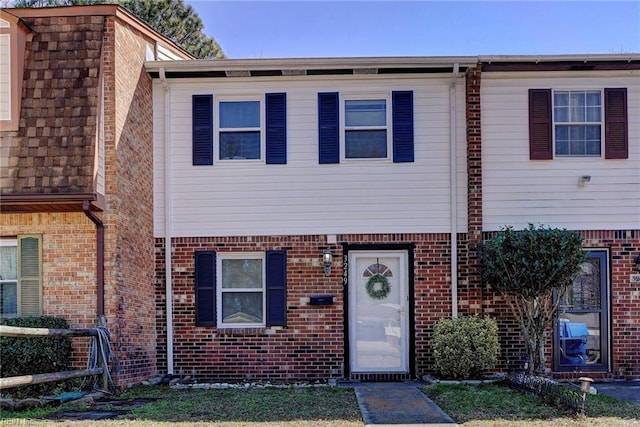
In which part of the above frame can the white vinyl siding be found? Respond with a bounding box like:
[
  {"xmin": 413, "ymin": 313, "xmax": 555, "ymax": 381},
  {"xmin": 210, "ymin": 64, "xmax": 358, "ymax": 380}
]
[
  {"xmin": 482, "ymin": 71, "xmax": 640, "ymax": 231},
  {"xmin": 153, "ymin": 74, "xmax": 468, "ymax": 237}
]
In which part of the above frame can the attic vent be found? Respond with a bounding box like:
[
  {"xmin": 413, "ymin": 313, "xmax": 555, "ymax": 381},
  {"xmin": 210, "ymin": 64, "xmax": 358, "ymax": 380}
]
[
  {"xmin": 307, "ymin": 69, "xmax": 354, "ymax": 75},
  {"xmin": 250, "ymin": 70, "xmax": 283, "ymax": 77},
  {"xmin": 570, "ymin": 64, "xmax": 596, "ymax": 71}
]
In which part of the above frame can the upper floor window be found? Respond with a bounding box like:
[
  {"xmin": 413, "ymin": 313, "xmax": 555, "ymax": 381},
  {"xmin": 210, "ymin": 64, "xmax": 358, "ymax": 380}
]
[
  {"xmin": 529, "ymin": 88, "xmax": 628, "ymax": 160},
  {"xmin": 553, "ymin": 91, "xmax": 601, "ymax": 157},
  {"xmin": 344, "ymin": 99, "xmax": 388, "ymax": 159},
  {"xmin": 219, "ymin": 100, "xmax": 261, "ymax": 160},
  {"xmin": 0, "ymin": 13, "xmax": 29, "ymax": 132},
  {"xmin": 318, "ymin": 91, "xmax": 414, "ymax": 164},
  {"xmin": 192, "ymin": 93, "xmax": 287, "ymax": 166}
]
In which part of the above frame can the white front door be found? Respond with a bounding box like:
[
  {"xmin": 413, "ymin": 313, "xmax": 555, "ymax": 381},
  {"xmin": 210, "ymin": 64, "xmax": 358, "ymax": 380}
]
[{"xmin": 348, "ymin": 250, "xmax": 409, "ymax": 373}]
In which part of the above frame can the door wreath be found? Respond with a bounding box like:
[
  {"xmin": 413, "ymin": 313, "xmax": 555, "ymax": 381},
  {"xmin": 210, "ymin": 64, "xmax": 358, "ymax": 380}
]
[{"xmin": 366, "ymin": 273, "xmax": 391, "ymax": 300}]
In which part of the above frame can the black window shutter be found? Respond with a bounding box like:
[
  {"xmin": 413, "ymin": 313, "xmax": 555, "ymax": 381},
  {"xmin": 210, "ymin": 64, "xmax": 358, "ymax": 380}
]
[
  {"xmin": 604, "ymin": 88, "xmax": 628, "ymax": 159},
  {"xmin": 528, "ymin": 89, "xmax": 553, "ymax": 160},
  {"xmin": 194, "ymin": 251, "xmax": 216, "ymax": 326},
  {"xmin": 266, "ymin": 93, "xmax": 287, "ymax": 164},
  {"xmin": 192, "ymin": 95, "xmax": 213, "ymax": 165},
  {"xmin": 265, "ymin": 250, "xmax": 287, "ymax": 327},
  {"xmin": 318, "ymin": 92, "xmax": 339, "ymax": 164},
  {"xmin": 392, "ymin": 91, "xmax": 414, "ymax": 163}
]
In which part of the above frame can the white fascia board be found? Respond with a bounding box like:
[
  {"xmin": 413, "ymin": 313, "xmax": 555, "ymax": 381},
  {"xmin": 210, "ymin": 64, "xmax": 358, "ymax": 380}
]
[{"xmin": 144, "ymin": 56, "xmax": 479, "ymax": 74}]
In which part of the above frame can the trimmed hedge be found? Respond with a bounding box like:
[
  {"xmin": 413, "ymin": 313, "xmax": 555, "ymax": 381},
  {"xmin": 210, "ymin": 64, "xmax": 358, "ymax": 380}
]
[
  {"xmin": 432, "ymin": 316, "xmax": 500, "ymax": 379},
  {"xmin": 507, "ymin": 372, "xmax": 582, "ymax": 414},
  {"xmin": 0, "ymin": 316, "xmax": 73, "ymax": 398}
]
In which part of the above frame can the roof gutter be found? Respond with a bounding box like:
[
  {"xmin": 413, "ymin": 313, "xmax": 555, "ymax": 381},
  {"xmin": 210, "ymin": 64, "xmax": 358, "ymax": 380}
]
[
  {"xmin": 160, "ymin": 68, "xmax": 174, "ymax": 375},
  {"xmin": 450, "ymin": 63, "xmax": 460, "ymax": 318},
  {"xmin": 83, "ymin": 200, "xmax": 105, "ymax": 321}
]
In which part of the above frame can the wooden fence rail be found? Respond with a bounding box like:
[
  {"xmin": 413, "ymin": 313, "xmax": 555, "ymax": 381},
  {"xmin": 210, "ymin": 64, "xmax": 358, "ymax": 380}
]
[{"xmin": 0, "ymin": 325, "xmax": 110, "ymax": 391}]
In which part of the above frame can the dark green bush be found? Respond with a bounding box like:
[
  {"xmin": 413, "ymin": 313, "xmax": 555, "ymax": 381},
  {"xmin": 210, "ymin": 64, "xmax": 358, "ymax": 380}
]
[
  {"xmin": 0, "ymin": 316, "xmax": 73, "ymax": 398},
  {"xmin": 432, "ymin": 316, "xmax": 500, "ymax": 380}
]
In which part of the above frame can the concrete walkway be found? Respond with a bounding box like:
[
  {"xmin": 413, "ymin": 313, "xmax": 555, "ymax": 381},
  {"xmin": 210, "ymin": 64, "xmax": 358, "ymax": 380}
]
[
  {"xmin": 594, "ymin": 381, "xmax": 640, "ymax": 404},
  {"xmin": 353, "ymin": 382, "xmax": 457, "ymax": 426}
]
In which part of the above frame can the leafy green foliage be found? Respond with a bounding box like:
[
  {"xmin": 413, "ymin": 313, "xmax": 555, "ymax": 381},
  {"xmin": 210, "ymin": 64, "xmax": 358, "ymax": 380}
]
[
  {"xmin": 0, "ymin": 316, "xmax": 72, "ymax": 398},
  {"xmin": 477, "ymin": 224, "xmax": 585, "ymax": 375},
  {"xmin": 432, "ymin": 316, "xmax": 500, "ymax": 379},
  {"xmin": 11, "ymin": 0, "xmax": 225, "ymax": 59}
]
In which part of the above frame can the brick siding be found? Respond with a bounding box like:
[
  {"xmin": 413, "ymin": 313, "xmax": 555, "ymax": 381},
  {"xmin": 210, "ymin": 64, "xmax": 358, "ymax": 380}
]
[{"xmin": 155, "ymin": 234, "xmax": 454, "ymax": 382}]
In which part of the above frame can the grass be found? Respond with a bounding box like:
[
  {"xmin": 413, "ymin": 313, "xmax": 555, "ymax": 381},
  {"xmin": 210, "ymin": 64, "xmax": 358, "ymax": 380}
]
[
  {"xmin": 2, "ymin": 382, "xmax": 638, "ymax": 426},
  {"xmin": 423, "ymin": 382, "xmax": 640, "ymax": 426},
  {"xmin": 0, "ymin": 385, "xmax": 364, "ymax": 426}
]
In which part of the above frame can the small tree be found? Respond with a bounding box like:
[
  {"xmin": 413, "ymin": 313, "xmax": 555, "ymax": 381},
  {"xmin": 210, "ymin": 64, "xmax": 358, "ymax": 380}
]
[{"xmin": 477, "ymin": 224, "xmax": 585, "ymax": 375}]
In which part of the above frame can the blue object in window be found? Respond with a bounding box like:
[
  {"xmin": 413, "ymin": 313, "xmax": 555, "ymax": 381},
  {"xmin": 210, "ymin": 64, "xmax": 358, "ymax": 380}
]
[{"xmin": 564, "ymin": 322, "xmax": 589, "ymax": 337}]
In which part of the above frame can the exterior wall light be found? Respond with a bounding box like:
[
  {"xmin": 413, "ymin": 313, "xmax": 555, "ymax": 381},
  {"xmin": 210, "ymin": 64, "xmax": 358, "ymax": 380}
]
[
  {"xmin": 635, "ymin": 254, "xmax": 640, "ymax": 273},
  {"xmin": 323, "ymin": 248, "xmax": 333, "ymax": 276}
]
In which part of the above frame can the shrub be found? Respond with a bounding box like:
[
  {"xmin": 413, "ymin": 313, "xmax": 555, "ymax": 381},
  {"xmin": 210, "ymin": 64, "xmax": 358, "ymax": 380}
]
[
  {"xmin": 0, "ymin": 316, "xmax": 73, "ymax": 398},
  {"xmin": 432, "ymin": 316, "xmax": 499, "ymax": 379}
]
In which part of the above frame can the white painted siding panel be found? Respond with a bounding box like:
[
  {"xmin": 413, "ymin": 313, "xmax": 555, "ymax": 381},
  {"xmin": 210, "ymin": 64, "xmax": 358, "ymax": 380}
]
[
  {"xmin": 154, "ymin": 75, "xmax": 468, "ymax": 237},
  {"xmin": 482, "ymin": 71, "xmax": 640, "ymax": 231}
]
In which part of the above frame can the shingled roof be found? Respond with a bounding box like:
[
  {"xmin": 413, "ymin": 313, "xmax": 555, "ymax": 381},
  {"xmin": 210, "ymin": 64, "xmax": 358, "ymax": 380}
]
[{"xmin": 1, "ymin": 13, "xmax": 102, "ymax": 196}]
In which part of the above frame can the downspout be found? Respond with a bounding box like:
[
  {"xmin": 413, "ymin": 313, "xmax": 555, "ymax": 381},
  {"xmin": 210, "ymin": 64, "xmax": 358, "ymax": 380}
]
[
  {"xmin": 450, "ymin": 63, "xmax": 460, "ymax": 318},
  {"xmin": 83, "ymin": 200, "xmax": 105, "ymax": 322},
  {"xmin": 160, "ymin": 68, "xmax": 174, "ymax": 375}
]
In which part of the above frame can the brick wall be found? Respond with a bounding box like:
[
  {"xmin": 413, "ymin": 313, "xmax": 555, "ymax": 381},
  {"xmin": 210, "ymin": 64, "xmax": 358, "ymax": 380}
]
[
  {"xmin": 1, "ymin": 212, "xmax": 97, "ymax": 366},
  {"xmin": 155, "ymin": 233, "xmax": 454, "ymax": 382},
  {"xmin": 99, "ymin": 16, "xmax": 156, "ymax": 388},
  {"xmin": 459, "ymin": 66, "xmax": 483, "ymax": 316}
]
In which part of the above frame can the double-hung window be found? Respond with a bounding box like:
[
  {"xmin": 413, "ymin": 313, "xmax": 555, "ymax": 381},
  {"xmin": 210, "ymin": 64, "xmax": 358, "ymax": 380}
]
[
  {"xmin": 553, "ymin": 90, "xmax": 602, "ymax": 156},
  {"xmin": 318, "ymin": 91, "xmax": 414, "ymax": 164},
  {"xmin": 344, "ymin": 99, "xmax": 388, "ymax": 159},
  {"xmin": 218, "ymin": 100, "xmax": 261, "ymax": 160},
  {"xmin": 194, "ymin": 250, "xmax": 287, "ymax": 328},
  {"xmin": 0, "ymin": 235, "xmax": 42, "ymax": 318},
  {"xmin": 529, "ymin": 88, "xmax": 627, "ymax": 160},
  {"xmin": 192, "ymin": 93, "xmax": 287, "ymax": 165},
  {"xmin": 218, "ymin": 253, "xmax": 265, "ymax": 327}
]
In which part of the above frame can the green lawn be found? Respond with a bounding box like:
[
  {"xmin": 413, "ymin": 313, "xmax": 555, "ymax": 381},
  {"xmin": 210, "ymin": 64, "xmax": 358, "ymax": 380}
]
[
  {"xmin": 1, "ymin": 386, "xmax": 364, "ymax": 426},
  {"xmin": 2, "ymin": 382, "xmax": 638, "ymax": 426},
  {"xmin": 423, "ymin": 382, "xmax": 640, "ymax": 426}
]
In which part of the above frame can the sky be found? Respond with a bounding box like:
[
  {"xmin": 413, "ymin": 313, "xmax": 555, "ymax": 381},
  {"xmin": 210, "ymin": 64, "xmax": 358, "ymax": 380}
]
[{"xmin": 186, "ymin": 0, "xmax": 640, "ymax": 59}]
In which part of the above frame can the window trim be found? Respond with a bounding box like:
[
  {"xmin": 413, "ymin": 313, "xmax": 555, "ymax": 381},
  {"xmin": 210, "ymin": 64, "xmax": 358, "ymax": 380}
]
[
  {"xmin": 340, "ymin": 93, "xmax": 391, "ymax": 162},
  {"xmin": 552, "ymin": 89, "xmax": 603, "ymax": 158},
  {"xmin": 216, "ymin": 252, "xmax": 266, "ymax": 328},
  {"xmin": 216, "ymin": 96, "xmax": 265, "ymax": 163}
]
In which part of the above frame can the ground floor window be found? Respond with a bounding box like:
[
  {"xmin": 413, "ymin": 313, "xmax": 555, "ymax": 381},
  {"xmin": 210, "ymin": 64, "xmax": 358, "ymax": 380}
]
[
  {"xmin": 0, "ymin": 235, "xmax": 42, "ymax": 318},
  {"xmin": 554, "ymin": 250, "xmax": 609, "ymax": 372}
]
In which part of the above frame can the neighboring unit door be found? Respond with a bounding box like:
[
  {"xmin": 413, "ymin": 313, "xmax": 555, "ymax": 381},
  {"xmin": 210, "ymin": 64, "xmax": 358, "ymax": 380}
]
[
  {"xmin": 554, "ymin": 250, "xmax": 610, "ymax": 372},
  {"xmin": 348, "ymin": 250, "xmax": 409, "ymax": 373}
]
